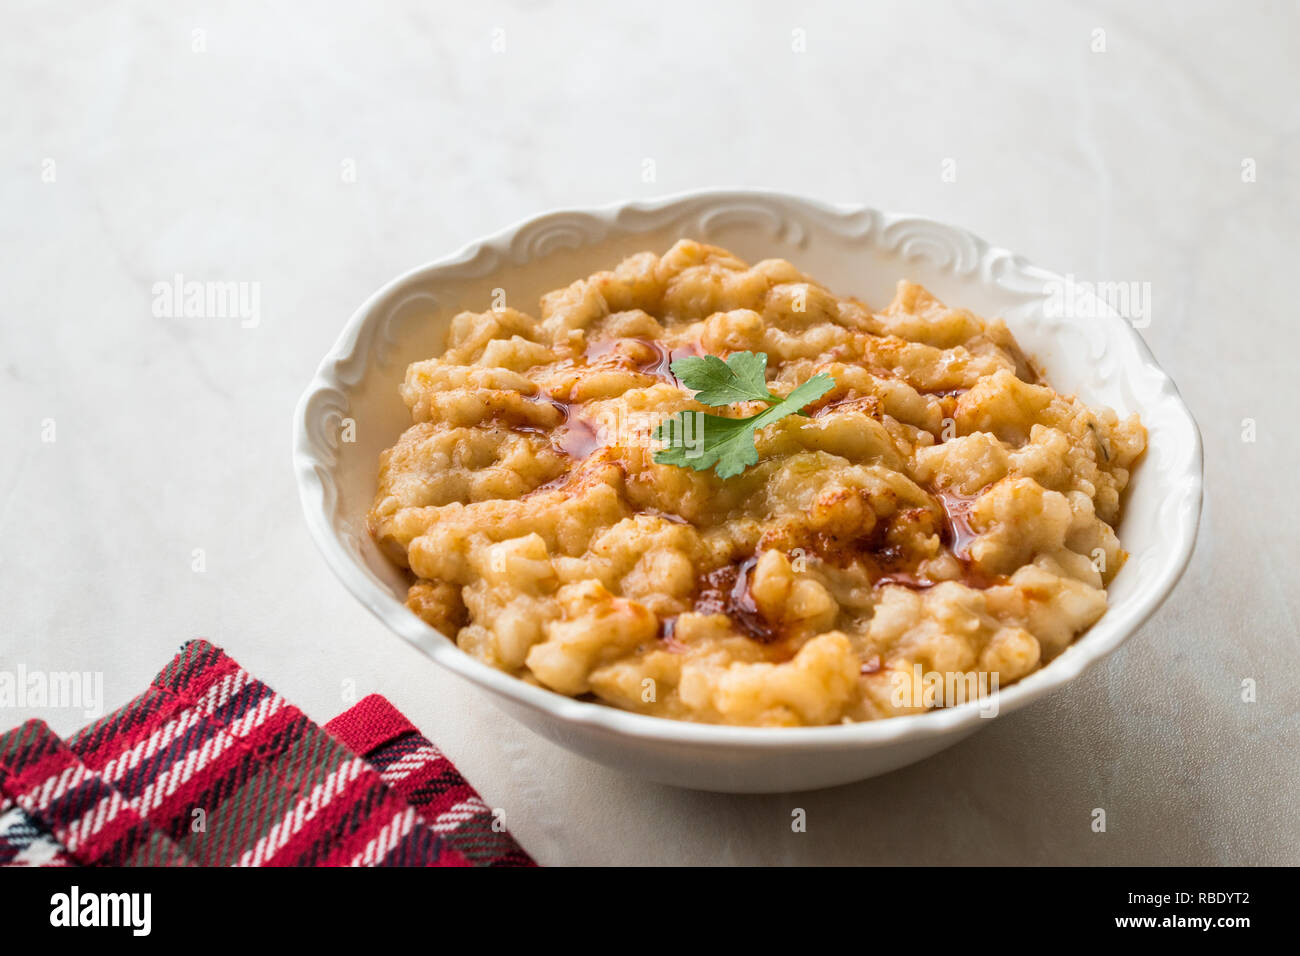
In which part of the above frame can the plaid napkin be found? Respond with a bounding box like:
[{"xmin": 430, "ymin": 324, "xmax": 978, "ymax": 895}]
[
  {"xmin": 0, "ymin": 640, "xmax": 534, "ymax": 867},
  {"xmin": 326, "ymin": 694, "xmax": 534, "ymax": 866},
  {"xmin": 0, "ymin": 796, "xmax": 74, "ymax": 867},
  {"xmin": 0, "ymin": 720, "xmax": 193, "ymax": 866}
]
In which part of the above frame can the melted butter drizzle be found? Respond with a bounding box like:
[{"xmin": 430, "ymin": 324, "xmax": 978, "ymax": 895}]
[
  {"xmin": 538, "ymin": 337, "xmax": 704, "ymax": 461},
  {"xmin": 874, "ymin": 485, "xmax": 1004, "ymax": 591},
  {"xmin": 691, "ymin": 557, "xmax": 778, "ymax": 644},
  {"xmin": 582, "ymin": 337, "xmax": 703, "ymax": 387}
]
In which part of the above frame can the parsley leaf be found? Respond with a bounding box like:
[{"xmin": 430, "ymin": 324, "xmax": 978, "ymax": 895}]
[
  {"xmin": 666, "ymin": 352, "xmax": 778, "ymax": 405},
  {"xmin": 653, "ymin": 411, "xmax": 760, "ymax": 478},
  {"xmin": 653, "ymin": 351, "xmax": 836, "ymax": 479}
]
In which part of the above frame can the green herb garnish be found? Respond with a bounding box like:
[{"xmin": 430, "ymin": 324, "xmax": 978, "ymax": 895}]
[{"xmin": 653, "ymin": 351, "xmax": 835, "ymax": 479}]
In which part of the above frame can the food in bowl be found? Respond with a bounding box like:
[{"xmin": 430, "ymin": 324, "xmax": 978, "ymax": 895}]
[{"xmin": 367, "ymin": 240, "xmax": 1145, "ymax": 726}]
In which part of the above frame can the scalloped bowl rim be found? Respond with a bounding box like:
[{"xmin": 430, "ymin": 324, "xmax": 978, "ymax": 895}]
[{"xmin": 293, "ymin": 188, "xmax": 1203, "ymax": 751}]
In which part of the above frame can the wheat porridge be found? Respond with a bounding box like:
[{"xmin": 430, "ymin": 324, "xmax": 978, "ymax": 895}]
[{"xmin": 368, "ymin": 241, "xmax": 1145, "ymax": 726}]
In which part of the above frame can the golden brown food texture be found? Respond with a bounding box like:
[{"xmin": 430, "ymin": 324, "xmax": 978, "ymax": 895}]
[{"xmin": 368, "ymin": 241, "xmax": 1146, "ymax": 726}]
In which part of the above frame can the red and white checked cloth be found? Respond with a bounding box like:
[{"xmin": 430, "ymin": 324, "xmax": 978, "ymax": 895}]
[
  {"xmin": 0, "ymin": 640, "xmax": 534, "ymax": 867},
  {"xmin": 326, "ymin": 694, "xmax": 535, "ymax": 866}
]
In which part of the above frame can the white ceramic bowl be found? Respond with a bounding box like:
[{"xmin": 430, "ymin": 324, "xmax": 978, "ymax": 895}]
[{"xmin": 293, "ymin": 190, "xmax": 1202, "ymax": 793}]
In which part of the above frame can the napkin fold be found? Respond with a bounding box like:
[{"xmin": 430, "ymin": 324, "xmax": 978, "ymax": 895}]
[{"xmin": 326, "ymin": 694, "xmax": 535, "ymax": 866}]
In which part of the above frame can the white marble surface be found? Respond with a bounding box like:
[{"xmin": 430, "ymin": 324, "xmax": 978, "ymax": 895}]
[{"xmin": 1, "ymin": 0, "xmax": 1296, "ymax": 865}]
